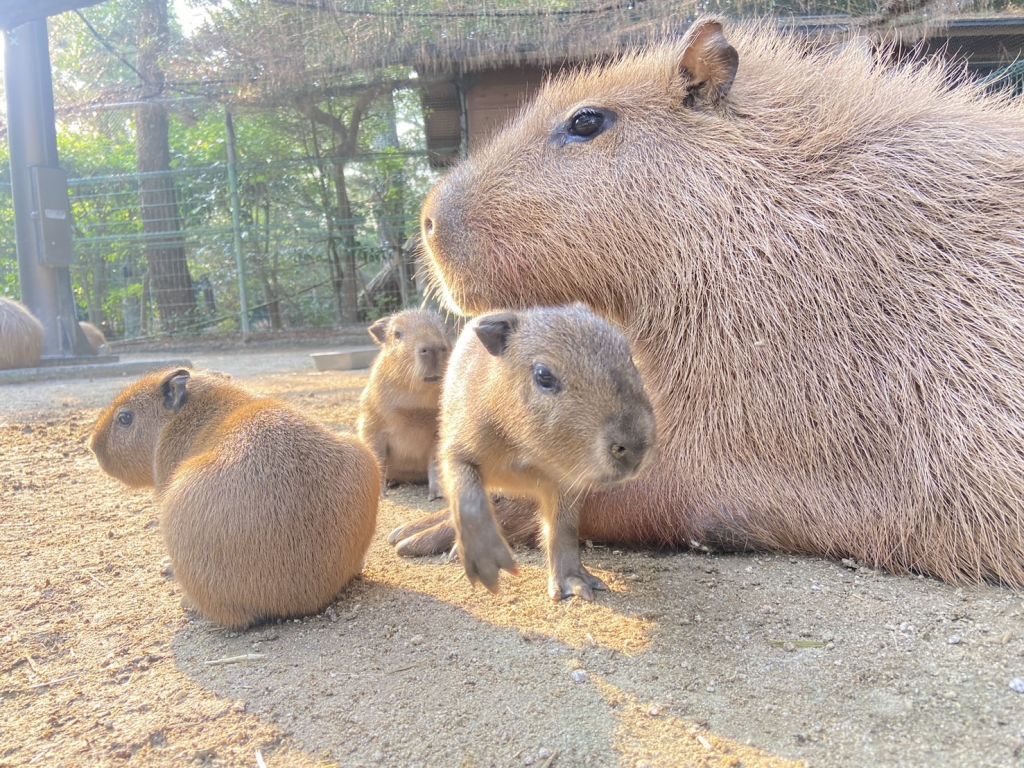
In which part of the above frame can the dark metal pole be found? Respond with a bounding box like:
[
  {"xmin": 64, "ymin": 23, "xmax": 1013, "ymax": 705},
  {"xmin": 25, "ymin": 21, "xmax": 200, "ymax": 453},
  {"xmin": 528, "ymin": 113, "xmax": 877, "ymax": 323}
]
[{"xmin": 4, "ymin": 19, "xmax": 91, "ymax": 358}]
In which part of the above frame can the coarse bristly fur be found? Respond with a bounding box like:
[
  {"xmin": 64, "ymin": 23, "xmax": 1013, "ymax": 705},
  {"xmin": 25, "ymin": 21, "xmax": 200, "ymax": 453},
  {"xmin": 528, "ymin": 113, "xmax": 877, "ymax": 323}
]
[
  {"xmin": 0, "ymin": 297, "xmax": 44, "ymax": 370},
  {"xmin": 91, "ymin": 368, "xmax": 380, "ymax": 628},
  {"xmin": 357, "ymin": 309, "xmax": 452, "ymax": 496},
  {"xmin": 413, "ymin": 18, "xmax": 1024, "ymax": 586}
]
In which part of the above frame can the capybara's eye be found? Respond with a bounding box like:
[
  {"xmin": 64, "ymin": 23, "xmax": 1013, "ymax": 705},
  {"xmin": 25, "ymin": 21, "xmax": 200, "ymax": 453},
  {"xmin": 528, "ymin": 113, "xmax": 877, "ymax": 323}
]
[
  {"xmin": 568, "ymin": 109, "xmax": 605, "ymax": 139},
  {"xmin": 116, "ymin": 411, "xmax": 134, "ymax": 428},
  {"xmin": 532, "ymin": 363, "xmax": 562, "ymax": 394},
  {"xmin": 394, "ymin": 331, "xmax": 403, "ymax": 341}
]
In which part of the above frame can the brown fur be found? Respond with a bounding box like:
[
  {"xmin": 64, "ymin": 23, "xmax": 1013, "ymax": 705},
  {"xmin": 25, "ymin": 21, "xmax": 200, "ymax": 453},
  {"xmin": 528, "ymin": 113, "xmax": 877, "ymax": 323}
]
[
  {"xmin": 425, "ymin": 305, "xmax": 656, "ymax": 600},
  {"xmin": 357, "ymin": 310, "xmax": 451, "ymax": 498},
  {"xmin": 410, "ymin": 19, "xmax": 1024, "ymax": 586},
  {"xmin": 91, "ymin": 368, "xmax": 380, "ymax": 628},
  {"xmin": 79, "ymin": 321, "xmax": 108, "ymax": 355},
  {"xmin": 0, "ymin": 297, "xmax": 44, "ymax": 370}
]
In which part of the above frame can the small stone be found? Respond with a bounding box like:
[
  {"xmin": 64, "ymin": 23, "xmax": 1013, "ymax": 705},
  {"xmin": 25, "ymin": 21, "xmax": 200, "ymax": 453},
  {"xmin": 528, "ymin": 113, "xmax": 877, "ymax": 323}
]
[
  {"xmin": 947, "ymin": 635, "xmax": 962, "ymax": 645},
  {"xmin": 705, "ymin": 684, "xmax": 716, "ymax": 693},
  {"xmin": 840, "ymin": 558, "xmax": 857, "ymax": 569},
  {"xmin": 523, "ymin": 757, "xmax": 534, "ymax": 766},
  {"xmin": 783, "ymin": 642, "xmax": 796, "ymax": 653},
  {"xmin": 538, "ymin": 747, "xmax": 552, "ymax": 759},
  {"xmin": 159, "ymin": 558, "xmax": 174, "ymax": 579},
  {"xmin": 410, "ymin": 634, "xmax": 424, "ymax": 646},
  {"xmin": 1009, "ymin": 678, "xmax": 1024, "ymax": 694},
  {"xmin": 648, "ymin": 705, "xmax": 662, "ymax": 716},
  {"xmin": 821, "ymin": 631, "xmax": 835, "ymax": 642},
  {"xmin": 372, "ymin": 750, "xmax": 385, "ymax": 762},
  {"xmin": 570, "ymin": 669, "xmax": 589, "ymax": 684}
]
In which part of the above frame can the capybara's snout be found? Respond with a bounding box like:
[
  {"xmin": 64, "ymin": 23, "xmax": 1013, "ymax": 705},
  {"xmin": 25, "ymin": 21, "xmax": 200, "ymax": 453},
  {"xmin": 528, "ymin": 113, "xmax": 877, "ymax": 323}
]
[{"xmin": 603, "ymin": 402, "xmax": 657, "ymax": 482}]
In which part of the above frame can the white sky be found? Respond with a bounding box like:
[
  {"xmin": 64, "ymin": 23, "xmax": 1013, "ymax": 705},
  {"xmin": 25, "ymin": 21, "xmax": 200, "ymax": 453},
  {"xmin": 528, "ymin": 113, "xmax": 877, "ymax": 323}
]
[{"xmin": 172, "ymin": 0, "xmax": 212, "ymax": 37}]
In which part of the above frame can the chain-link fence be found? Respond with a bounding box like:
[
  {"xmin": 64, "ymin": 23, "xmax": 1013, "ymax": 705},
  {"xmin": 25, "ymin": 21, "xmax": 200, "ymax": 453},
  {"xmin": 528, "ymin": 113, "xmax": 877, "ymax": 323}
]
[{"xmin": 0, "ymin": 94, "xmax": 440, "ymax": 344}]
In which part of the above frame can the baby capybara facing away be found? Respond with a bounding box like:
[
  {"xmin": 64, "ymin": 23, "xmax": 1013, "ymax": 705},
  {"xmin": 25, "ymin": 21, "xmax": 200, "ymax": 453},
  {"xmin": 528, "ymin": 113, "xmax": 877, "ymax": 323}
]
[
  {"xmin": 0, "ymin": 297, "xmax": 44, "ymax": 369},
  {"xmin": 358, "ymin": 310, "xmax": 451, "ymax": 499},
  {"xmin": 441, "ymin": 305, "xmax": 655, "ymax": 601},
  {"xmin": 79, "ymin": 321, "xmax": 108, "ymax": 355},
  {"xmin": 402, "ymin": 19, "xmax": 1024, "ymax": 586},
  {"xmin": 91, "ymin": 368, "xmax": 380, "ymax": 628}
]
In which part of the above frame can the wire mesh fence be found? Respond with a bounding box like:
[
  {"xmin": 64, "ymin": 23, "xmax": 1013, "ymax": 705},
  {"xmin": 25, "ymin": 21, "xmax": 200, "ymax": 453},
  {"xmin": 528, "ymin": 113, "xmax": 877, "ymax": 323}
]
[{"xmin": 0, "ymin": 94, "xmax": 440, "ymax": 344}]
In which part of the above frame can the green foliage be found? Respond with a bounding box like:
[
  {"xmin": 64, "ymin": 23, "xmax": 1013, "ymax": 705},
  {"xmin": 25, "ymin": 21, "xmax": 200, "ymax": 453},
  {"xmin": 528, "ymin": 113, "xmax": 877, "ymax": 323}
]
[{"xmin": 1, "ymin": 2, "xmax": 440, "ymax": 334}]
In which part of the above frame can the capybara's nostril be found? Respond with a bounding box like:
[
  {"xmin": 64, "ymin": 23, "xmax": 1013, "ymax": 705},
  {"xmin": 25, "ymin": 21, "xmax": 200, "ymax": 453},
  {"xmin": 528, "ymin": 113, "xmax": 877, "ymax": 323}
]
[{"xmin": 610, "ymin": 440, "xmax": 646, "ymax": 474}]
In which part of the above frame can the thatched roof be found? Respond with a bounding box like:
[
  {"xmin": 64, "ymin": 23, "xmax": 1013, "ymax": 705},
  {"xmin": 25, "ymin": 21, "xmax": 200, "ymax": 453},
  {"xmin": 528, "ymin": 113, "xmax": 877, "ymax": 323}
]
[{"xmin": 190, "ymin": 0, "xmax": 1023, "ymax": 103}]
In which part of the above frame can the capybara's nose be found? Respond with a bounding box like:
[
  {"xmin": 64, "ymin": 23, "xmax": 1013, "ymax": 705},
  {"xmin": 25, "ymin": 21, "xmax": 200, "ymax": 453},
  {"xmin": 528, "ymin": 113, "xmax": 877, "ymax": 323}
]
[{"xmin": 610, "ymin": 440, "xmax": 647, "ymax": 475}]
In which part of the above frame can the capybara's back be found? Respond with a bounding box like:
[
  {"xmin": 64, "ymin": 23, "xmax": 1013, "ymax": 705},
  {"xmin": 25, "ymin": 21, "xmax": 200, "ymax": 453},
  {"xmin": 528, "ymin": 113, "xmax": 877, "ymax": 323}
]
[
  {"xmin": 91, "ymin": 368, "xmax": 380, "ymax": 628},
  {"xmin": 79, "ymin": 321, "xmax": 108, "ymax": 354},
  {"xmin": 418, "ymin": 20, "xmax": 1024, "ymax": 585},
  {"xmin": 0, "ymin": 297, "xmax": 44, "ymax": 370},
  {"xmin": 161, "ymin": 400, "xmax": 379, "ymax": 627}
]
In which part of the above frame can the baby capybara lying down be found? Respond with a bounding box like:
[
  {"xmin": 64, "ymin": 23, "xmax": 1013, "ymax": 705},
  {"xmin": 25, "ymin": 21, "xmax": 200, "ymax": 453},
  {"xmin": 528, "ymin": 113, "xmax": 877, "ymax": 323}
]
[
  {"xmin": 92, "ymin": 368, "xmax": 380, "ymax": 628},
  {"xmin": 392, "ymin": 18, "xmax": 1024, "ymax": 587}
]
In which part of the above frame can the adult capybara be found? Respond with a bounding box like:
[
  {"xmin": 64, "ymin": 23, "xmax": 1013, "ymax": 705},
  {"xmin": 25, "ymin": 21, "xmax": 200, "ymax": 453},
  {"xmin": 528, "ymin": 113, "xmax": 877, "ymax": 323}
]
[
  {"xmin": 400, "ymin": 18, "xmax": 1024, "ymax": 586},
  {"xmin": 91, "ymin": 367, "xmax": 380, "ymax": 628},
  {"xmin": 0, "ymin": 297, "xmax": 44, "ymax": 370},
  {"xmin": 358, "ymin": 310, "xmax": 451, "ymax": 499},
  {"xmin": 438, "ymin": 305, "xmax": 655, "ymax": 600},
  {"xmin": 79, "ymin": 321, "xmax": 108, "ymax": 355}
]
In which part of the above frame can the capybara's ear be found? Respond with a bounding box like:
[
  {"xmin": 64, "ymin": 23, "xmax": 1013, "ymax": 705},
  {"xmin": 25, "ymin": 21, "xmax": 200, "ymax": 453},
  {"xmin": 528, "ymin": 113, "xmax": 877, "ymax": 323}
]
[
  {"xmin": 162, "ymin": 369, "xmax": 191, "ymax": 412},
  {"xmin": 474, "ymin": 313, "xmax": 518, "ymax": 357},
  {"xmin": 368, "ymin": 317, "xmax": 391, "ymax": 345},
  {"xmin": 678, "ymin": 19, "xmax": 738, "ymax": 105}
]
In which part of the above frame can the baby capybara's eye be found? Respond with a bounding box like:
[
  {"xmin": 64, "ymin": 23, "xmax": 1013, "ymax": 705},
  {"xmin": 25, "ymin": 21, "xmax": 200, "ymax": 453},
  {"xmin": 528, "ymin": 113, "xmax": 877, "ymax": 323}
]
[
  {"xmin": 532, "ymin": 363, "xmax": 562, "ymax": 394},
  {"xmin": 116, "ymin": 411, "xmax": 133, "ymax": 427},
  {"xmin": 568, "ymin": 109, "xmax": 605, "ymax": 139}
]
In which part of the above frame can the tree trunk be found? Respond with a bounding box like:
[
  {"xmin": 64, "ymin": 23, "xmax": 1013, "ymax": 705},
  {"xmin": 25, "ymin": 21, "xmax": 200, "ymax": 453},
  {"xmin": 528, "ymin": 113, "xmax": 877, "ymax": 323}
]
[
  {"xmin": 332, "ymin": 161, "xmax": 360, "ymax": 324},
  {"xmin": 135, "ymin": 0, "xmax": 194, "ymax": 330},
  {"xmin": 375, "ymin": 89, "xmax": 412, "ymax": 306}
]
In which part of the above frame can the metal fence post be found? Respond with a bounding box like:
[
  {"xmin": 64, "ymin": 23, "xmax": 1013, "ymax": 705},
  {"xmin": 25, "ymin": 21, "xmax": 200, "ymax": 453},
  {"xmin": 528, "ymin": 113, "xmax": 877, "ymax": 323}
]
[
  {"xmin": 224, "ymin": 107, "xmax": 250, "ymax": 338},
  {"xmin": 4, "ymin": 18, "xmax": 92, "ymax": 358}
]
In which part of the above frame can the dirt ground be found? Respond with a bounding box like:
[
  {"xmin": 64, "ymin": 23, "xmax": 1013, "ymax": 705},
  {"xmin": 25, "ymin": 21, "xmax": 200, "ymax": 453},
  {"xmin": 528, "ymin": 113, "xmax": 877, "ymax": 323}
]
[{"xmin": 3, "ymin": 347, "xmax": 1024, "ymax": 767}]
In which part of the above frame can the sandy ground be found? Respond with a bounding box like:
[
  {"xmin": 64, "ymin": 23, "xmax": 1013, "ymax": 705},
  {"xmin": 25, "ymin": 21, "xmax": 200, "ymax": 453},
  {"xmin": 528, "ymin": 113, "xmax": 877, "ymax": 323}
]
[{"xmin": 3, "ymin": 348, "xmax": 1024, "ymax": 767}]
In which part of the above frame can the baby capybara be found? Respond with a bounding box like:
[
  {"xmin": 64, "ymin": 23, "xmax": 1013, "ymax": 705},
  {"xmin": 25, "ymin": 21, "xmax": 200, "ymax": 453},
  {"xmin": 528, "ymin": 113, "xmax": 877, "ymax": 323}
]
[
  {"xmin": 0, "ymin": 297, "xmax": 44, "ymax": 369},
  {"xmin": 79, "ymin": 321, "xmax": 108, "ymax": 355},
  {"xmin": 397, "ymin": 18, "xmax": 1024, "ymax": 587},
  {"xmin": 438, "ymin": 305, "xmax": 655, "ymax": 600},
  {"xmin": 358, "ymin": 310, "xmax": 451, "ymax": 499},
  {"xmin": 91, "ymin": 368, "xmax": 380, "ymax": 628}
]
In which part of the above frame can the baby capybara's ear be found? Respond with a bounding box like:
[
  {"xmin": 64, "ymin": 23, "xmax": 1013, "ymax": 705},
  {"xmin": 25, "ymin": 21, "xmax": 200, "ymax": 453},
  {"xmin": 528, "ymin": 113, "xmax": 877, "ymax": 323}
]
[
  {"xmin": 678, "ymin": 19, "xmax": 739, "ymax": 105},
  {"xmin": 368, "ymin": 316, "xmax": 391, "ymax": 345},
  {"xmin": 161, "ymin": 369, "xmax": 191, "ymax": 412},
  {"xmin": 473, "ymin": 313, "xmax": 519, "ymax": 357}
]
